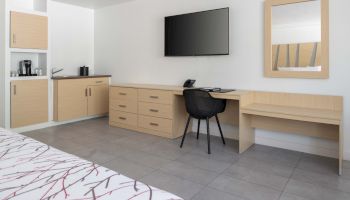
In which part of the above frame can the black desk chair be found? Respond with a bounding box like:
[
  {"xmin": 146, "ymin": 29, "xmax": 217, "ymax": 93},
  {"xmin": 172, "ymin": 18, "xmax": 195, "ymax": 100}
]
[{"xmin": 180, "ymin": 89, "xmax": 226, "ymax": 154}]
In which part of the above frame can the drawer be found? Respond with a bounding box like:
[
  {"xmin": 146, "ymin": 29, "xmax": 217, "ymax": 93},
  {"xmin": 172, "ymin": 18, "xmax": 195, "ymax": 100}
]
[
  {"xmin": 110, "ymin": 110, "xmax": 137, "ymax": 127},
  {"xmin": 138, "ymin": 115, "xmax": 173, "ymax": 133},
  {"xmin": 138, "ymin": 102, "xmax": 172, "ymax": 119},
  {"xmin": 138, "ymin": 89, "xmax": 173, "ymax": 105},
  {"xmin": 110, "ymin": 99, "xmax": 137, "ymax": 113},
  {"xmin": 110, "ymin": 87, "xmax": 137, "ymax": 100},
  {"xmin": 86, "ymin": 78, "xmax": 109, "ymax": 86}
]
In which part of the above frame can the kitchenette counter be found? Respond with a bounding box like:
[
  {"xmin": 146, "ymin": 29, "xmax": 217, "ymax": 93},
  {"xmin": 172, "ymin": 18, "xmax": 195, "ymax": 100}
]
[{"xmin": 51, "ymin": 75, "xmax": 111, "ymax": 80}]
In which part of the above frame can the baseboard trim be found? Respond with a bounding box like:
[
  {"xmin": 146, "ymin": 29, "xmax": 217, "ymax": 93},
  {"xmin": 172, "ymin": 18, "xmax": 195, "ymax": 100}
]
[{"xmin": 11, "ymin": 115, "xmax": 106, "ymax": 133}]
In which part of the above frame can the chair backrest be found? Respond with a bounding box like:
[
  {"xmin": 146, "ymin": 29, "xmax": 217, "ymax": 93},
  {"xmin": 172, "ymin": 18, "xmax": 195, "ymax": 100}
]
[{"xmin": 183, "ymin": 89, "xmax": 227, "ymax": 119}]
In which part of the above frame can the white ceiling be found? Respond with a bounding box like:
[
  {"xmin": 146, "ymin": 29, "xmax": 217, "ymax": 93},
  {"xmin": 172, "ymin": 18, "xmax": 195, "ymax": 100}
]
[{"xmin": 52, "ymin": 0, "xmax": 135, "ymax": 9}]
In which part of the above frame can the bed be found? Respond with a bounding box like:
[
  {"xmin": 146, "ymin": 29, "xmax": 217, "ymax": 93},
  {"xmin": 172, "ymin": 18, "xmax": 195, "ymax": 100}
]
[{"xmin": 0, "ymin": 128, "xmax": 182, "ymax": 200}]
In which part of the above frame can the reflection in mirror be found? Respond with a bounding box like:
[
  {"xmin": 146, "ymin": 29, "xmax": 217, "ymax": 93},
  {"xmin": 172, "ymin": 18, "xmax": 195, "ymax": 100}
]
[{"xmin": 272, "ymin": 0, "xmax": 321, "ymax": 72}]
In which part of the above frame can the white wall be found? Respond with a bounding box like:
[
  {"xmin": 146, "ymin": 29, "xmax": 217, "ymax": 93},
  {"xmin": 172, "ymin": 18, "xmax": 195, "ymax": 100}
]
[
  {"xmin": 95, "ymin": 0, "xmax": 350, "ymax": 160},
  {"xmin": 50, "ymin": 1, "xmax": 94, "ymax": 76},
  {"xmin": 0, "ymin": 0, "xmax": 5, "ymax": 127},
  {"xmin": 272, "ymin": 24, "xmax": 321, "ymax": 44}
]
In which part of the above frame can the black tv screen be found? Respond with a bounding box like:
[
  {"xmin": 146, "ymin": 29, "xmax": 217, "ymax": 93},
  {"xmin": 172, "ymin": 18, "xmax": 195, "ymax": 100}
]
[{"xmin": 165, "ymin": 8, "xmax": 229, "ymax": 56}]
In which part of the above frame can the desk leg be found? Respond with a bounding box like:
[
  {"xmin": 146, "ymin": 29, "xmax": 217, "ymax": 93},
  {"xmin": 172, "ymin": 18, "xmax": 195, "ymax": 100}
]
[
  {"xmin": 239, "ymin": 113, "xmax": 255, "ymax": 153},
  {"xmin": 339, "ymin": 121, "xmax": 343, "ymax": 175}
]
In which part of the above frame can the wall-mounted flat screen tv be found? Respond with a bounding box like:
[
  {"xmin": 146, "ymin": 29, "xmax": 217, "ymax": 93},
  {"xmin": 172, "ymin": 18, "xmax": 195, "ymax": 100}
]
[{"xmin": 165, "ymin": 8, "xmax": 229, "ymax": 56}]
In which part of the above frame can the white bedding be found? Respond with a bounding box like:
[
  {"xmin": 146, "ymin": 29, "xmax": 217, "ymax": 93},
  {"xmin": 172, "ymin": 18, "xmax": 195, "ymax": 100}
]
[{"xmin": 0, "ymin": 128, "xmax": 182, "ymax": 200}]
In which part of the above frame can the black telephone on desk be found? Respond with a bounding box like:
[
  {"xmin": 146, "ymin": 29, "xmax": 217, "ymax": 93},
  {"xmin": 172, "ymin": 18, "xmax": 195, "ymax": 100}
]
[{"xmin": 183, "ymin": 79, "xmax": 196, "ymax": 88}]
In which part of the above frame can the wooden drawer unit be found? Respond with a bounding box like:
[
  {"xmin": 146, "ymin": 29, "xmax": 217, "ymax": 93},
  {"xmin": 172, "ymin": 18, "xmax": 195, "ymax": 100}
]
[
  {"xmin": 138, "ymin": 102, "xmax": 172, "ymax": 119},
  {"xmin": 110, "ymin": 99, "xmax": 137, "ymax": 114},
  {"xmin": 138, "ymin": 115, "xmax": 173, "ymax": 134},
  {"xmin": 110, "ymin": 87, "xmax": 137, "ymax": 100},
  {"xmin": 138, "ymin": 89, "xmax": 173, "ymax": 105},
  {"xmin": 110, "ymin": 110, "xmax": 137, "ymax": 127},
  {"xmin": 109, "ymin": 85, "xmax": 187, "ymax": 139}
]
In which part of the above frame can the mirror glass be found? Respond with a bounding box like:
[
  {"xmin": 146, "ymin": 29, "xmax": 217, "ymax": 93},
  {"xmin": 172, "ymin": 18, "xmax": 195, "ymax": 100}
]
[{"xmin": 272, "ymin": 0, "xmax": 321, "ymax": 72}]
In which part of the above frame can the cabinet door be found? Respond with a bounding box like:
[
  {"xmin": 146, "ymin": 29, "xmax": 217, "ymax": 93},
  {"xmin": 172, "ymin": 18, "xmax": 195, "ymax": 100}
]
[
  {"xmin": 56, "ymin": 80, "xmax": 88, "ymax": 121},
  {"xmin": 88, "ymin": 84, "xmax": 109, "ymax": 116},
  {"xmin": 11, "ymin": 80, "xmax": 48, "ymax": 128},
  {"xmin": 10, "ymin": 11, "xmax": 48, "ymax": 49}
]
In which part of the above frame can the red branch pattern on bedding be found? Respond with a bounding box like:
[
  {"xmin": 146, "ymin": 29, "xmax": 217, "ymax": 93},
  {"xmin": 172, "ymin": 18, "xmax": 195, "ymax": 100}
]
[{"xmin": 0, "ymin": 128, "xmax": 182, "ymax": 200}]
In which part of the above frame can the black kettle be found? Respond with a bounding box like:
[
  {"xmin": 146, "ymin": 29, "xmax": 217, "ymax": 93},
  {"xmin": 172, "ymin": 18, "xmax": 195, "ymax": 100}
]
[{"xmin": 80, "ymin": 66, "xmax": 89, "ymax": 76}]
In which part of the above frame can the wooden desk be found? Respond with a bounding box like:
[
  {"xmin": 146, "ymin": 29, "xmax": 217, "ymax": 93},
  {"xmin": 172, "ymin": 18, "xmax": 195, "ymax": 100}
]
[{"xmin": 109, "ymin": 84, "xmax": 343, "ymax": 174}]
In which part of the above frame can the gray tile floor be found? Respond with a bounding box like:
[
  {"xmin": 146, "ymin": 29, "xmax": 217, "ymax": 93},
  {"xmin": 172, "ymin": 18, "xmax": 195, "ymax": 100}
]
[{"xmin": 22, "ymin": 117, "xmax": 350, "ymax": 200}]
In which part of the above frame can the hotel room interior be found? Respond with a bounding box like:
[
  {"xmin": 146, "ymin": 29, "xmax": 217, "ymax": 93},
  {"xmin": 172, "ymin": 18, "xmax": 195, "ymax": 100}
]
[{"xmin": 0, "ymin": 0, "xmax": 350, "ymax": 199}]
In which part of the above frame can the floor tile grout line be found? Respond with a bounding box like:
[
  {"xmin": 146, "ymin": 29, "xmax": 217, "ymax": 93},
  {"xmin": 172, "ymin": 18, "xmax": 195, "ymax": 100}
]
[{"xmin": 277, "ymin": 153, "xmax": 303, "ymax": 199}]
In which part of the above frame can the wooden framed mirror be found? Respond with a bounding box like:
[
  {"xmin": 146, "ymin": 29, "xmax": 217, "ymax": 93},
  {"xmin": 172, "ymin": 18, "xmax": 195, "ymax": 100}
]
[{"xmin": 265, "ymin": 0, "xmax": 329, "ymax": 79}]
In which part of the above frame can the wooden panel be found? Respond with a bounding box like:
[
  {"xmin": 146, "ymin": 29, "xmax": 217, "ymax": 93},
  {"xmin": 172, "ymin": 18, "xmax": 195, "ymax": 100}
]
[
  {"xmin": 138, "ymin": 102, "xmax": 173, "ymax": 119},
  {"xmin": 277, "ymin": 44, "xmax": 287, "ymax": 67},
  {"xmin": 138, "ymin": 115, "xmax": 173, "ymax": 134},
  {"xmin": 55, "ymin": 79, "xmax": 88, "ymax": 121},
  {"xmin": 299, "ymin": 43, "xmax": 314, "ymax": 67},
  {"xmin": 138, "ymin": 89, "xmax": 173, "ymax": 105},
  {"xmin": 251, "ymin": 115, "xmax": 339, "ymax": 140},
  {"xmin": 110, "ymin": 87, "xmax": 137, "ymax": 100},
  {"xmin": 87, "ymin": 84, "xmax": 109, "ymax": 116},
  {"xmin": 10, "ymin": 12, "xmax": 48, "ymax": 49},
  {"xmin": 242, "ymin": 103, "xmax": 341, "ymax": 125},
  {"xmin": 238, "ymin": 93, "xmax": 255, "ymax": 153},
  {"xmin": 11, "ymin": 80, "xmax": 48, "ymax": 128},
  {"xmin": 253, "ymin": 91, "xmax": 343, "ymax": 111},
  {"xmin": 110, "ymin": 99, "xmax": 137, "ymax": 114},
  {"xmin": 110, "ymin": 110, "xmax": 137, "ymax": 127}
]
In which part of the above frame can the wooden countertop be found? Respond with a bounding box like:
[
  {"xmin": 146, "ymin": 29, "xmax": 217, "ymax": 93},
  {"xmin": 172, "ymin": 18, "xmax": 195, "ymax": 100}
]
[
  {"xmin": 110, "ymin": 83, "xmax": 252, "ymax": 100},
  {"xmin": 241, "ymin": 103, "xmax": 342, "ymax": 125},
  {"xmin": 52, "ymin": 75, "xmax": 111, "ymax": 80}
]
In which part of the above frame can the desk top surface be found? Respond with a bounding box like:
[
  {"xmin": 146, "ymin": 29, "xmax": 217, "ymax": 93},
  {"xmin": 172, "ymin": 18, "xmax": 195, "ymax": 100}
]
[{"xmin": 111, "ymin": 83, "xmax": 252, "ymax": 99}]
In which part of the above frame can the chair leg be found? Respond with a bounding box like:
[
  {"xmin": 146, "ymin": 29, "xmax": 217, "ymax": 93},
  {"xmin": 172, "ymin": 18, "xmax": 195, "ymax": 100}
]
[
  {"xmin": 215, "ymin": 115, "xmax": 226, "ymax": 145},
  {"xmin": 197, "ymin": 119, "xmax": 200, "ymax": 139},
  {"xmin": 180, "ymin": 116, "xmax": 192, "ymax": 148},
  {"xmin": 206, "ymin": 118, "xmax": 211, "ymax": 154}
]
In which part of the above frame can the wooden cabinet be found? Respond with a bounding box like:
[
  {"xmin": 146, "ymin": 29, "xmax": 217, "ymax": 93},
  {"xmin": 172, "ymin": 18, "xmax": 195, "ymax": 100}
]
[
  {"xmin": 87, "ymin": 84, "xmax": 109, "ymax": 116},
  {"xmin": 10, "ymin": 11, "xmax": 48, "ymax": 49},
  {"xmin": 54, "ymin": 79, "xmax": 88, "ymax": 121},
  {"xmin": 11, "ymin": 80, "xmax": 48, "ymax": 128},
  {"xmin": 54, "ymin": 78, "xmax": 109, "ymax": 122},
  {"xmin": 109, "ymin": 86, "xmax": 187, "ymax": 139}
]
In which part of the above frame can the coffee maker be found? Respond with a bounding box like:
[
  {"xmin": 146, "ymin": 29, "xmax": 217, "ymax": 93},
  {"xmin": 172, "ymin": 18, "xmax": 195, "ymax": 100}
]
[{"xmin": 19, "ymin": 60, "xmax": 32, "ymax": 76}]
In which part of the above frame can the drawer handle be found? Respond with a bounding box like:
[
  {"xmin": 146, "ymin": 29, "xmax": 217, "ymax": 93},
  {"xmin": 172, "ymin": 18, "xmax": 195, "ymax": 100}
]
[
  {"xmin": 119, "ymin": 105, "xmax": 127, "ymax": 108},
  {"xmin": 96, "ymin": 81, "xmax": 103, "ymax": 83},
  {"xmin": 150, "ymin": 96, "xmax": 159, "ymax": 99},
  {"xmin": 119, "ymin": 117, "xmax": 127, "ymax": 120},
  {"xmin": 13, "ymin": 85, "xmax": 17, "ymax": 95},
  {"xmin": 119, "ymin": 92, "xmax": 127, "ymax": 96},
  {"xmin": 149, "ymin": 109, "xmax": 159, "ymax": 113},
  {"xmin": 150, "ymin": 123, "xmax": 159, "ymax": 126}
]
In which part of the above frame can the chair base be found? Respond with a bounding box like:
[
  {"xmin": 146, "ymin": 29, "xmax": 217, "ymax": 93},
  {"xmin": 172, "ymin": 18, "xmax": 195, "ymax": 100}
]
[{"xmin": 180, "ymin": 115, "xmax": 226, "ymax": 154}]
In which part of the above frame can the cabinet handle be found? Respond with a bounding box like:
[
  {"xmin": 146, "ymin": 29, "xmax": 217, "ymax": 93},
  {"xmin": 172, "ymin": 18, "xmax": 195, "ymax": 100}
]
[
  {"xmin": 119, "ymin": 117, "xmax": 126, "ymax": 120},
  {"xmin": 96, "ymin": 81, "xmax": 103, "ymax": 84},
  {"xmin": 150, "ymin": 96, "xmax": 159, "ymax": 99},
  {"xmin": 150, "ymin": 123, "xmax": 159, "ymax": 126},
  {"xmin": 85, "ymin": 88, "xmax": 88, "ymax": 97},
  {"xmin": 12, "ymin": 34, "xmax": 16, "ymax": 44},
  {"xmin": 119, "ymin": 105, "xmax": 127, "ymax": 108},
  {"xmin": 13, "ymin": 85, "xmax": 16, "ymax": 95},
  {"xmin": 119, "ymin": 92, "xmax": 127, "ymax": 96},
  {"xmin": 149, "ymin": 109, "xmax": 159, "ymax": 113},
  {"xmin": 89, "ymin": 88, "xmax": 92, "ymax": 96}
]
